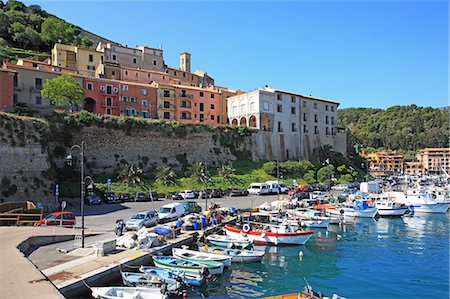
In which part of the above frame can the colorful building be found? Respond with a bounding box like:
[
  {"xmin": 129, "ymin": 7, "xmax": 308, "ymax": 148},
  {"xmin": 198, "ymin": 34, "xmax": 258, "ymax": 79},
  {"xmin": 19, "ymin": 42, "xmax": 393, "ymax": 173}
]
[
  {"xmin": 404, "ymin": 161, "xmax": 423, "ymax": 175},
  {"xmin": 362, "ymin": 151, "xmax": 404, "ymax": 176},
  {"xmin": 416, "ymin": 148, "xmax": 450, "ymax": 175},
  {"xmin": 83, "ymin": 78, "xmax": 120, "ymax": 115},
  {"xmin": 52, "ymin": 43, "xmax": 104, "ymax": 77},
  {"xmin": 118, "ymin": 81, "xmax": 157, "ymax": 118},
  {"xmin": 0, "ymin": 67, "xmax": 15, "ymax": 110}
]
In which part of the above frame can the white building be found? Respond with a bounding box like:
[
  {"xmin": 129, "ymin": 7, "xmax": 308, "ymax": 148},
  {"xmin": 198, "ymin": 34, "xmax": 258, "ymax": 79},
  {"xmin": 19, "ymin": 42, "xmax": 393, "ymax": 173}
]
[{"xmin": 227, "ymin": 86, "xmax": 346, "ymax": 160}]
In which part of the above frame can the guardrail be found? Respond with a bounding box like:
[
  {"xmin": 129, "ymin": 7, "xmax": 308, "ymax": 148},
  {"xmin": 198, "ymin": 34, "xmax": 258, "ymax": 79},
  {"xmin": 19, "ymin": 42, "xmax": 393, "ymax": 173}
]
[{"xmin": 0, "ymin": 213, "xmax": 43, "ymax": 226}]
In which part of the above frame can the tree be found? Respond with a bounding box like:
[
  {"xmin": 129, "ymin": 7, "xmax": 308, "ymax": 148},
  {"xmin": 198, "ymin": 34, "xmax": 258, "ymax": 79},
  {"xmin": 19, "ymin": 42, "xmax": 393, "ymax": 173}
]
[
  {"xmin": 217, "ymin": 164, "xmax": 235, "ymax": 178},
  {"xmin": 8, "ymin": 22, "xmax": 40, "ymax": 48},
  {"xmin": 303, "ymin": 170, "xmax": 316, "ymax": 184},
  {"xmin": 6, "ymin": 0, "xmax": 25, "ymax": 12},
  {"xmin": 155, "ymin": 166, "xmax": 177, "ymax": 186},
  {"xmin": 116, "ymin": 164, "xmax": 144, "ymax": 187},
  {"xmin": 317, "ymin": 164, "xmax": 335, "ymax": 185},
  {"xmin": 188, "ymin": 162, "xmax": 211, "ymax": 185},
  {"xmin": 40, "ymin": 74, "xmax": 84, "ymax": 110},
  {"xmin": 40, "ymin": 16, "xmax": 79, "ymax": 46}
]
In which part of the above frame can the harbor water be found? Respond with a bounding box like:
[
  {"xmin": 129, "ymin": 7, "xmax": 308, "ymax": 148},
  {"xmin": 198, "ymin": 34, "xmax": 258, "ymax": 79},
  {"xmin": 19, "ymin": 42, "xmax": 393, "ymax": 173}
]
[{"xmin": 193, "ymin": 213, "xmax": 449, "ymax": 298}]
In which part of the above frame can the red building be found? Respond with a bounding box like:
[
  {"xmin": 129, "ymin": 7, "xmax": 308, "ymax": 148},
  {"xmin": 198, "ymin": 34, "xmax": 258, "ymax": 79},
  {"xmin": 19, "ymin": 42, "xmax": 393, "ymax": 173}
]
[
  {"xmin": 118, "ymin": 81, "xmax": 157, "ymax": 118},
  {"xmin": 83, "ymin": 78, "xmax": 120, "ymax": 115},
  {"xmin": 0, "ymin": 68, "xmax": 15, "ymax": 110}
]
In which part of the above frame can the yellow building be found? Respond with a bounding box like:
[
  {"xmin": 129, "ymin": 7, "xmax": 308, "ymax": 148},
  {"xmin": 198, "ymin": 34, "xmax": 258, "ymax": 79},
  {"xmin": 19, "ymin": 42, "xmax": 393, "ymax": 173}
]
[
  {"xmin": 51, "ymin": 43, "xmax": 104, "ymax": 77},
  {"xmin": 417, "ymin": 148, "xmax": 450, "ymax": 175},
  {"xmin": 155, "ymin": 83, "xmax": 176, "ymax": 120},
  {"xmin": 362, "ymin": 151, "xmax": 404, "ymax": 176}
]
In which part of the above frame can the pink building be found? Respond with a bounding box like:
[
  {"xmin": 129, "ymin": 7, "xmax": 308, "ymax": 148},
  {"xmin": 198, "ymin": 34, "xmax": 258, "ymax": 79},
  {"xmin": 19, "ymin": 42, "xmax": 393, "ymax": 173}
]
[
  {"xmin": 83, "ymin": 78, "xmax": 120, "ymax": 115},
  {"xmin": 0, "ymin": 68, "xmax": 15, "ymax": 110}
]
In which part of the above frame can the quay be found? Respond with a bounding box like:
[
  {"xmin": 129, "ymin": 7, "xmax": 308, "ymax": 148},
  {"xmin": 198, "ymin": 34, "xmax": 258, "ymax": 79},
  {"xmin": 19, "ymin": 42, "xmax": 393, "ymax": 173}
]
[{"xmin": 0, "ymin": 218, "xmax": 234, "ymax": 298}]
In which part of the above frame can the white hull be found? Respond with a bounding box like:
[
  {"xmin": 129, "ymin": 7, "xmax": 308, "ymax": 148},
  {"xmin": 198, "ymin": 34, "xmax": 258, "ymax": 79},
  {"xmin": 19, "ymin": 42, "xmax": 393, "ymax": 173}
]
[
  {"xmin": 410, "ymin": 203, "xmax": 449, "ymax": 214},
  {"xmin": 199, "ymin": 247, "xmax": 265, "ymax": 263},
  {"xmin": 172, "ymin": 248, "xmax": 232, "ymax": 267},
  {"xmin": 225, "ymin": 228, "xmax": 313, "ymax": 245},
  {"xmin": 327, "ymin": 207, "xmax": 378, "ymax": 218},
  {"xmin": 377, "ymin": 208, "xmax": 407, "ymax": 217},
  {"xmin": 301, "ymin": 219, "xmax": 329, "ymax": 228},
  {"xmin": 91, "ymin": 287, "xmax": 163, "ymax": 299}
]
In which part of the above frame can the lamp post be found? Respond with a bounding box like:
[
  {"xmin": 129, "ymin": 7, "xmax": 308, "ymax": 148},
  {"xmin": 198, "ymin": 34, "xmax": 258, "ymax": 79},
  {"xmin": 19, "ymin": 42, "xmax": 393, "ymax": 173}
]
[{"xmin": 66, "ymin": 141, "xmax": 86, "ymax": 248}]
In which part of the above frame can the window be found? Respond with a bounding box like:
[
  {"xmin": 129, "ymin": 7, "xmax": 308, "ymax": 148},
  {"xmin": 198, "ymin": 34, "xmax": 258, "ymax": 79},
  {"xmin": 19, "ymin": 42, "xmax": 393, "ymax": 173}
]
[
  {"xmin": 191, "ymin": 76, "xmax": 194, "ymax": 80},
  {"xmin": 163, "ymin": 112, "xmax": 170, "ymax": 119},
  {"xmin": 130, "ymin": 97, "xmax": 136, "ymax": 103},
  {"xmin": 200, "ymin": 114, "xmax": 204, "ymax": 121},
  {"xmin": 125, "ymin": 70, "xmax": 128, "ymax": 75},
  {"xmin": 135, "ymin": 72, "xmax": 138, "ymax": 77},
  {"xmin": 314, "ymin": 126, "xmax": 318, "ymax": 134},
  {"xmin": 13, "ymin": 94, "xmax": 18, "ymax": 104},
  {"xmin": 122, "ymin": 85, "xmax": 128, "ymax": 91},
  {"xmin": 291, "ymin": 107, "xmax": 296, "ymax": 114},
  {"xmin": 277, "ymin": 94, "xmax": 282, "ymax": 101},
  {"xmin": 174, "ymin": 71, "xmax": 177, "ymax": 76},
  {"xmin": 249, "ymin": 102, "xmax": 255, "ymax": 111},
  {"xmin": 112, "ymin": 54, "xmax": 116, "ymax": 61},
  {"xmin": 153, "ymin": 60, "xmax": 157, "ymax": 66},
  {"xmin": 142, "ymin": 100, "xmax": 148, "ymax": 107},
  {"xmin": 291, "ymin": 96, "xmax": 295, "ymax": 103},
  {"xmin": 277, "ymin": 104, "xmax": 282, "ymax": 112},
  {"xmin": 278, "ymin": 122, "xmax": 282, "ymax": 132},
  {"xmin": 217, "ymin": 116, "xmax": 220, "ymax": 123},
  {"xmin": 326, "ymin": 115, "xmax": 329, "ymax": 124},
  {"xmin": 210, "ymin": 115, "xmax": 214, "ymax": 121},
  {"xmin": 314, "ymin": 114, "xmax": 318, "ymax": 123},
  {"xmin": 240, "ymin": 104, "xmax": 245, "ymax": 112},
  {"xmin": 303, "ymin": 101, "xmax": 307, "ymax": 108},
  {"xmin": 232, "ymin": 106, "xmax": 237, "ymax": 114},
  {"xmin": 133, "ymin": 58, "xmax": 137, "ymax": 64},
  {"xmin": 263, "ymin": 102, "xmax": 269, "ymax": 111},
  {"xmin": 106, "ymin": 108, "xmax": 112, "ymax": 115},
  {"xmin": 210, "ymin": 93, "xmax": 215, "ymax": 99},
  {"xmin": 35, "ymin": 78, "xmax": 43, "ymax": 89},
  {"xmin": 163, "ymin": 90, "xmax": 170, "ymax": 97},
  {"xmin": 106, "ymin": 85, "xmax": 112, "ymax": 94},
  {"xmin": 181, "ymin": 89, "xmax": 187, "ymax": 97},
  {"xmin": 325, "ymin": 105, "xmax": 329, "ymax": 111},
  {"xmin": 87, "ymin": 83, "xmax": 93, "ymax": 90},
  {"xmin": 13, "ymin": 75, "xmax": 18, "ymax": 87},
  {"xmin": 35, "ymin": 96, "xmax": 42, "ymax": 105},
  {"xmin": 314, "ymin": 103, "xmax": 318, "ymax": 109},
  {"xmin": 211, "ymin": 104, "xmax": 215, "ymax": 110},
  {"xmin": 331, "ymin": 106, "xmax": 335, "ymax": 112},
  {"xmin": 199, "ymin": 91, "xmax": 204, "ymax": 97},
  {"xmin": 141, "ymin": 89, "xmax": 147, "ymax": 95},
  {"xmin": 163, "ymin": 101, "xmax": 170, "ymax": 108},
  {"xmin": 100, "ymin": 85, "xmax": 105, "ymax": 91},
  {"xmin": 112, "ymin": 70, "xmax": 116, "ymax": 76},
  {"xmin": 122, "ymin": 96, "xmax": 128, "ymax": 102},
  {"xmin": 183, "ymin": 72, "xmax": 186, "ymax": 78},
  {"xmin": 331, "ymin": 116, "xmax": 335, "ymax": 125},
  {"xmin": 87, "ymin": 65, "xmax": 95, "ymax": 70},
  {"xmin": 113, "ymin": 87, "xmax": 118, "ymax": 93},
  {"xmin": 326, "ymin": 127, "xmax": 330, "ymax": 135},
  {"xmin": 303, "ymin": 124, "xmax": 307, "ymax": 133},
  {"xmin": 292, "ymin": 123, "xmax": 297, "ymax": 132},
  {"xmin": 200, "ymin": 103, "xmax": 204, "ymax": 112},
  {"xmin": 106, "ymin": 97, "xmax": 112, "ymax": 106},
  {"xmin": 89, "ymin": 54, "xmax": 93, "ymax": 62},
  {"xmin": 332, "ymin": 128, "xmax": 335, "ymax": 135},
  {"xmin": 142, "ymin": 111, "xmax": 149, "ymax": 118}
]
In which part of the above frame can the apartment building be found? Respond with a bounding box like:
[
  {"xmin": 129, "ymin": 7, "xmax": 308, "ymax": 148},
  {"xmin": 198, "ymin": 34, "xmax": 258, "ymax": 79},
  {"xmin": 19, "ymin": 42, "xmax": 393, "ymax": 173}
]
[
  {"xmin": 362, "ymin": 151, "xmax": 404, "ymax": 176},
  {"xmin": 118, "ymin": 81, "xmax": 157, "ymax": 118},
  {"xmin": 417, "ymin": 148, "xmax": 450, "ymax": 175},
  {"xmin": 227, "ymin": 86, "xmax": 345, "ymax": 160},
  {"xmin": 83, "ymin": 78, "xmax": 120, "ymax": 115},
  {"xmin": 404, "ymin": 161, "xmax": 423, "ymax": 175},
  {"xmin": 52, "ymin": 43, "xmax": 104, "ymax": 77},
  {"xmin": 0, "ymin": 67, "xmax": 15, "ymax": 110},
  {"xmin": 6, "ymin": 62, "xmax": 83, "ymax": 110},
  {"xmin": 118, "ymin": 67, "xmax": 169, "ymax": 85}
]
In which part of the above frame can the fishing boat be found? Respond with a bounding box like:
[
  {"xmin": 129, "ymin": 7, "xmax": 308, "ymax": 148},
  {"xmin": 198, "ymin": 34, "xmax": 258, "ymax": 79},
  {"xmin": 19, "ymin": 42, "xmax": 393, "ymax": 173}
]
[
  {"xmin": 225, "ymin": 223, "xmax": 314, "ymax": 245},
  {"xmin": 325, "ymin": 199, "xmax": 378, "ymax": 218},
  {"xmin": 199, "ymin": 245, "xmax": 265, "ymax": 263},
  {"xmin": 91, "ymin": 286, "xmax": 168, "ymax": 299},
  {"xmin": 386, "ymin": 191, "xmax": 450, "ymax": 213},
  {"xmin": 261, "ymin": 279, "xmax": 346, "ymax": 299},
  {"xmin": 120, "ymin": 271, "xmax": 180, "ymax": 289},
  {"xmin": 373, "ymin": 198, "xmax": 408, "ymax": 217},
  {"xmin": 152, "ymin": 256, "xmax": 224, "ymax": 275},
  {"xmin": 172, "ymin": 248, "xmax": 232, "ymax": 267},
  {"xmin": 205, "ymin": 234, "xmax": 253, "ymax": 249},
  {"xmin": 139, "ymin": 266, "xmax": 206, "ymax": 287}
]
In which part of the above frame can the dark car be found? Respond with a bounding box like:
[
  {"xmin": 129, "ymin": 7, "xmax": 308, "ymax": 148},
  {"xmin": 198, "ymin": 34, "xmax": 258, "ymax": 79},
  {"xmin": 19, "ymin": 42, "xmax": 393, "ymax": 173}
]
[
  {"xmin": 205, "ymin": 189, "xmax": 222, "ymax": 198},
  {"xmin": 181, "ymin": 201, "xmax": 202, "ymax": 214},
  {"xmin": 85, "ymin": 194, "xmax": 102, "ymax": 205},
  {"xmin": 291, "ymin": 192, "xmax": 309, "ymax": 199},
  {"xmin": 119, "ymin": 192, "xmax": 133, "ymax": 202},
  {"xmin": 103, "ymin": 192, "xmax": 120, "ymax": 203},
  {"xmin": 229, "ymin": 189, "xmax": 249, "ymax": 196},
  {"xmin": 134, "ymin": 192, "xmax": 147, "ymax": 202},
  {"xmin": 171, "ymin": 194, "xmax": 184, "ymax": 200}
]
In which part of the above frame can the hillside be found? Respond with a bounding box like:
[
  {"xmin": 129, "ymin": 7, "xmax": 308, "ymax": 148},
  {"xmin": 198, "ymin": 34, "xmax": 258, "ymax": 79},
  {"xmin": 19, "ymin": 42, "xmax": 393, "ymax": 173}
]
[
  {"xmin": 338, "ymin": 105, "xmax": 449, "ymax": 153},
  {"xmin": 0, "ymin": 0, "xmax": 116, "ymax": 62}
]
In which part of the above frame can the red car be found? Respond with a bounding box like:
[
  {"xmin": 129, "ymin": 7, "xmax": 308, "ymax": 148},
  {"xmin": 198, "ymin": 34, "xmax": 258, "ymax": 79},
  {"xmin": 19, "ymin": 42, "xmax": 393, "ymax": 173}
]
[
  {"xmin": 34, "ymin": 212, "xmax": 76, "ymax": 227},
  {"xmin": 288, "ymin": 184, "xmax": 313, "ymax": 196}
]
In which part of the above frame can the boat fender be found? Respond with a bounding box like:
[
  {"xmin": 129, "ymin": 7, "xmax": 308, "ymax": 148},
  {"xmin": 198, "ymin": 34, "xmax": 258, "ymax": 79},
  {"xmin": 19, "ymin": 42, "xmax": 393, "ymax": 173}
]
[
  {"xmin": 243, "ymin": 224, "xmax": 251, "ymax": 232},
  {"xmin": 261, "ymin": 232, "xmax": 266, "ymax": 238}
]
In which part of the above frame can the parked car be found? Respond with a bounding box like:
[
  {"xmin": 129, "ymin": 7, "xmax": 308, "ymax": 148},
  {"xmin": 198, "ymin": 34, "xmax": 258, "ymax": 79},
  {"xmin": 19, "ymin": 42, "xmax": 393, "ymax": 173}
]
[
  {"xmin": 178, "ymin": 190, "xmax": 196, "ymax": 199},
  {"xmin": 134, "ymin": 192, "xmax": 148, "ymax": 202},
  {"xmin": 331, "ymin": 184, "xmax": 348, "ymax": 191},
  {"xmin": 228, "ymin": 189, "xmax": 249, "ymax": 196},
  {"xmin": 265, "ymin": 181, "xmax": 290, "ymax": 194},
  {"xmin": 147, "ymin": 191, "xmax": 159, "ymax": 201},
  {"xmin": 180, "ymin": 201, "xmax": 202, "ymax": 214},
  {"xmin": 205, "ymin": 189, "xmax": 223, "ymax": 198},
  {"xmin": 103, "ymin": 192, "xmax": 120, "ymax": 203},
  {"xmin": 288, "ymin": 184, "xmax": 313, "ymax": 196},
  {"xmin": 291, "ymin": 192, "xmax": 309, "ymax": 200},
  {"xmin": 158, "ymin": 203, "xmax": 185, "ymax": 223},
  {"xmin": 34, "ymin": 212, "xmax": 76, "ymax": 227},
  {"xmin": 125, "ymin": 210, "xmax": 159, "ymax": 231},
  {"xmin": 84, "ymin": 194, "xmax": 102, "ymax": 205},
  {"xmin": 171, "ymin": 194, "xmax": 184, "ymax": 200},
  {"xmin": 119, "ymin": 192, "xmax": 133, "ymax": 202},
  {"xmin": 247, "ymin": 183, "xmax": 271, "ymax": 195}
]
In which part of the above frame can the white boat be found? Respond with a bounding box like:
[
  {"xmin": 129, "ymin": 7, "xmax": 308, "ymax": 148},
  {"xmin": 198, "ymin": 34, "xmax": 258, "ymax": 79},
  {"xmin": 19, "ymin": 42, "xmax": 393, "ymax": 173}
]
[
  {"xmin": 326, "ymin": 199, "xmax": 378, "ymax": 218},
  {"xmin": 374, "ymin": 199, "xmax": 408, "ymax": 217},
  {"xmin": 386, "ymin": 191, "xmax": 450, "ymax": 214},
  {"xmin": 199, "ymin": 245, "xmax": 265, "ymax": 263},
  {"xmin": 91, "ymin": 286, "xmax": 166, "ymax": 299},
  {"xmin": 205, "ymin": 234, "xmax": 252, "ymax": 249},
  {"xmin": 225, "ymin": 223, "xmax": 314, "ymax": 245},
  {"xmin": 172, "ymin": 248, "xmax": 232, "ymax": 267},
  {"xmin": 300, "ymin": 219, "xmax": 330, "ymax": 228}
]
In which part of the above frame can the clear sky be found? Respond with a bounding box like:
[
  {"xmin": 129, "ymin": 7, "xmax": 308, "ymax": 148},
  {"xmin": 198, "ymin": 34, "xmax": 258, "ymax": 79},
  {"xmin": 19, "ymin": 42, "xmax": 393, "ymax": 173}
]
[{"xmin": 23, "ymin": 0, "xmax": 448, "ymax": 109}]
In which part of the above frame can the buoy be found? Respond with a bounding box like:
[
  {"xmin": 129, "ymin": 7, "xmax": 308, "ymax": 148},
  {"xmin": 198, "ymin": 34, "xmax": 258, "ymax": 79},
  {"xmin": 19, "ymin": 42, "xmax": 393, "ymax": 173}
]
[
  {"xmin": 243, "ymin": 223, "xmax": 251, "ymax": 233},
  {"xmin": 299, "ymin": 251, "xmax": 304, "ymax": 257}
]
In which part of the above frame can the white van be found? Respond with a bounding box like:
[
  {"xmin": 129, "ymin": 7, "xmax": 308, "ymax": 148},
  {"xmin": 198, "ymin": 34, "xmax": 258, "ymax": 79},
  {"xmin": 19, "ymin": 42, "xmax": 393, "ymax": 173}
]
[
  {"xmin": 265, "ymin": 181, "xmax": 289, "ymax": 194},
  {"xmin": 158, "ymin": 203, "xmax": 185, "ymax": 223},
  {"xmin": 247, "ymin": 183, "xmax": 270, "ymax": 195}
]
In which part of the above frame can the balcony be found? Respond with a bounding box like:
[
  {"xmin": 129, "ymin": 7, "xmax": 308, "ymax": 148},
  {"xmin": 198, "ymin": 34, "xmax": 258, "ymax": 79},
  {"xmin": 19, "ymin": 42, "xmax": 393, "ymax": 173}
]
[
  {"xmin": 159, "ymin": 91, "xmax": 176, "ymax": 99},
  {"xmin": 159, "ymin": 104, "xmax": 176, "ymax": 110},
  {"xmin": 100, "ymin": 90, "xmax": 119, "ymax": 95},
  {"xmin": 180, "ymin": 102, "xmax": 192, "ymax": 109},
  {"xmin": 100, "ymin": 103, "xmax": 119, "ymax": 108},
  {"xmin": 177, "ymin": 93, "xmax": 193, "ymax": 99}
]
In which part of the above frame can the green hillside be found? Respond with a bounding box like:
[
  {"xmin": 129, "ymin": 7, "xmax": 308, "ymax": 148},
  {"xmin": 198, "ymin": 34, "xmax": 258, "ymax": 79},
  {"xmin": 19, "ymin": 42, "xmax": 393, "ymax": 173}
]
[{"xmin": 338, "ymin": 105, "xmax": 449, "ymax": 154}]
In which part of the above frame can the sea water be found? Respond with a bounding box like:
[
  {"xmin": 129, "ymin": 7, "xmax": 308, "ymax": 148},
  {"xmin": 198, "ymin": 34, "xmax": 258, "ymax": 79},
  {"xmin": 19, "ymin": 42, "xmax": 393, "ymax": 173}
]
[{"xmin": 196, "ymin": 213, "xmax": 449, "ymax": 298}]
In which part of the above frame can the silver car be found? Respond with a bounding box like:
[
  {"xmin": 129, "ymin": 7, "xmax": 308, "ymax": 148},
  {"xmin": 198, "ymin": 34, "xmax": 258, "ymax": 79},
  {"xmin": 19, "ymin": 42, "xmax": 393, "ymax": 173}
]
[{"xmin": 125, "ymin": 210, "xmax": 159, "ymax": 231}]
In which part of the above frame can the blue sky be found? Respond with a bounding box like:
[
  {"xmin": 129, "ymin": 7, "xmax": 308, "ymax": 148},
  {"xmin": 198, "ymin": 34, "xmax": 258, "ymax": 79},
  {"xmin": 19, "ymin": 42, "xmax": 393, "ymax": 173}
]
[{"xmin": 24, "ymin": 0, "xmax": 448, "ymax": 109}]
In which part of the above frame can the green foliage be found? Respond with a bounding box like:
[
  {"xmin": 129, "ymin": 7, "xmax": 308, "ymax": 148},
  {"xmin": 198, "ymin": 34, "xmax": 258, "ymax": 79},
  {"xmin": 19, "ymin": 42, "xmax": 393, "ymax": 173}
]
[
  {"xmin": 8, "ymin": 21, "xmax": 40, "ymax": 48},
  {"xmin": 41, "ymin": 74, "xmax": 84, "ymax": 109},
  {"xmin": 262, "ymin": 159, "xmax": 315, "ymax": 178},
  {"xmin": 4, "ymin": 103, "xmax": 40, "ymax": 117},
  {"xmin": 6, "ymin": 0, "xmax": 24, "ymax": 11},
  {"xmin": 187, "ymin": 162, "xmax": 211, "ymax": 186},
  {"xmin": 317, "ymin": 164, "xmax": 335, "ymax": 185},
  {"xmin": 217, "ymin": 164, "xmax": 236, "ymax": 178},
  {"xmin": 303, "ymin": 170, "xmax": 316, "ymax": 184},
  {"xmin": 116, "ymin": 163, "xmax": 145, "ymax": 188},
  {"xmin": 155, "ymin": 166, "xmax": 177, "ymax": 186},
  {"xmin": 339, "ymin": 105, "xmax": 449, "ymax": 151},
  {"xmin": 40, "ymin": 16, "xmax": 80, "ymax": 46}
]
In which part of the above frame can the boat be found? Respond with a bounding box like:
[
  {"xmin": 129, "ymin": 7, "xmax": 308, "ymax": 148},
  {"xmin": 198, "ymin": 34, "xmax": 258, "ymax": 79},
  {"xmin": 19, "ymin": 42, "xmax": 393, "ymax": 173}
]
[
  {"xmin": 172, "ymin": 248, "xmax": 232, "ymax": 267},
  {"xmin": 261, "ymin": 279, "xmax": 346, "ymax": 299},
  {"xmin": 386, "ymin": 191, "xmax": 450, "ymax": 213},
  {"xmin": 225, "ymin": 223, "xmax": 314, "ymax": 245},
  {"xmin": 205, "ymin": 234, "xmax": 253, "ymax": 249},
  {"xmin": 152, "ymin": 255, "xmax": 224, "ymax": 275},
  {"xmin": 199, "ymin": 245, "xmax": 265, "ymax": 263},
  {"xmin": 139, "ymin": 266, "xmax": 206, "ymax": 287},
  {"xmin": 300, "ymin": 219, "xmax": 330, "ymax": 228},
  {"xmin": 373, "ymin": 197, "xmax": 408, "ymax": 217},
  {"xmin": 325, "ymin": 199, "xmax": 378, "ymax": 218},
  {"xmin": 91, "ymin": 286, "xmax": 168, "ymax": 299}
]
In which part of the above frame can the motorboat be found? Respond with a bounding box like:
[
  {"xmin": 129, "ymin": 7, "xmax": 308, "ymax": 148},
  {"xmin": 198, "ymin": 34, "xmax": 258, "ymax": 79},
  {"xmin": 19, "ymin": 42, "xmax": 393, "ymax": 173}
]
[
  {"xmin": 205, "ymin": 234, "xmax": 252, "ymax": 249},
  {"xmin": 91, "ymin": 286, "xmax": 169, "ymax": 299},
  {"xmin": 139, "ymin": 266, "xmax": 206, "ymax": 287},
  {"xmin": 199, "ymin": 245, "xmax": 265, "ymax": 263},
  {"xmin": 225, "ymin": 223, "xmax": 314, "ymax": 245},
  {"xmin": 152, "ymin": 256, "xmax": 224, "ymax": 276},
  {"xmin": 325, "ymin": 199, "xmax": 378, "ymax": 218},
  {"xmin": 386, "ymin": 191, "xmax": 450, "ymax": 213},
  {"xmin": 172, "ymin": 248, "xmax": 232, "ymax": 267},
  {"xmin": 120, "ymin": 271, "xmax": 179, "ymax": 289},
  {"xmin": 373, "ymin": 197, "xmax": 408, "ymax": 217}
]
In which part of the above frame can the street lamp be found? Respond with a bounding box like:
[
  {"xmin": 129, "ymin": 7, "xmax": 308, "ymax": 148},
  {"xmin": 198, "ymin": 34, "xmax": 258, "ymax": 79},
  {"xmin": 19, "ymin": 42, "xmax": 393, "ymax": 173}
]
[{"xmin": 66, "ymin": 141, "xmax": 86, "ymax": 248}]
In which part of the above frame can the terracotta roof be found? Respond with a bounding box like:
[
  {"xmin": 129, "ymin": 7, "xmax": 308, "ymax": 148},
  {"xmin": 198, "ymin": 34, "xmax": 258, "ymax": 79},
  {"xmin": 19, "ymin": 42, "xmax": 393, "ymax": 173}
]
[{"xmin": 5, "ymin": 63, "xmax": 82, "ymax": 78}]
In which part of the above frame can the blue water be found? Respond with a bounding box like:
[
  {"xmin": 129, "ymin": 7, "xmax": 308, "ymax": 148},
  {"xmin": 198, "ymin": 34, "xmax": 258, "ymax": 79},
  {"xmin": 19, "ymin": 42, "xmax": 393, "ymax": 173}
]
[{"xmin": 196, "ymin": 213, "xmax": 449, "ymax": 298}]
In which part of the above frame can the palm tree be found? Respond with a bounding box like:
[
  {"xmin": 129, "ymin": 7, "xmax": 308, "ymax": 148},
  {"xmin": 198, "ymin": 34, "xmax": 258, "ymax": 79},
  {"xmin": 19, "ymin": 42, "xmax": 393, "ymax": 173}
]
[
  {"xmin": 217, "ymin": 164, "xmax": 236, "ymax": 178},
  {"xmin": 116, "ymin": 163, "xmax": 144, "ymax": 187},
  {"xmin": 188, "ymin": 162, "xmax": 211, "ymax": 185},
  {"xmin": 155, "ymin": 166, "xmax": 177, "ymax": 186}
]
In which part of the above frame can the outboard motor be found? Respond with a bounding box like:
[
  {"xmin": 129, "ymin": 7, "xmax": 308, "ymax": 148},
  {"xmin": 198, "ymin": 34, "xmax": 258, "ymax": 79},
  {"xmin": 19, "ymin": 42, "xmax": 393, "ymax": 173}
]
[
  {"xmin": 200, "ymin": 266, "xmax": 210, "ymax": 278},
  {"xmin": 115, "ymin": 219, "xmax": 125, "ymax": 236}
]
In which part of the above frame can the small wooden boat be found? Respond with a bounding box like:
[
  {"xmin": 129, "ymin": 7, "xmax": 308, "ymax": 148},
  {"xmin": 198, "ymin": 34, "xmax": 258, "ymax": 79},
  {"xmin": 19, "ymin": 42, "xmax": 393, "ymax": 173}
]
[
  {"xmin": 139, "ymin": 266, "xmax": 206, "ymax": 287},
  {"xmin": 120, "ymin": 271, "xmax": 179, "ymax": 290},
  {"xmin": 262, "ymin": 279, "xmax": 346, "ymax": 299},
  {"xmin": 172, "ymin": 248, "xmax": 232, "ymax": 267},
  {"xmin": 199, "ymin": 245, "xmax": 265, "ymax": 263},
  {"xmin": 152, "ymin": 255, "xmax": 224, "ymax": 275},
  {"xmin": 205, "ymin": 233, "xmax": 253, "ymax": 249},
  {"xmin": 91, "ymin": 286, "xmax": 167, "ymax": 299}
]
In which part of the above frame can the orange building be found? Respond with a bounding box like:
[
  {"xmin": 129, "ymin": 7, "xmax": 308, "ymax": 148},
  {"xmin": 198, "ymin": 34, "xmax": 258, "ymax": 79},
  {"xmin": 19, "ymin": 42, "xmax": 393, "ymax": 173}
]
[
  {"xmin": 0, "ymin": 68, "xmax": 15, "ymax": 110},
  {"xmin": 83, "ymin": 78, "xmax": 120, "ymax": 115},
  {"xmin": 118, "ymin": 81, "xmax": 157, "ymax": 118},
  {"xmin": 362, "ymin": 151, "xmax": 404, "ymax": 176},
  {"xmin": 417, "ymin": 148, "xmax": 450, "ymax": 175}
]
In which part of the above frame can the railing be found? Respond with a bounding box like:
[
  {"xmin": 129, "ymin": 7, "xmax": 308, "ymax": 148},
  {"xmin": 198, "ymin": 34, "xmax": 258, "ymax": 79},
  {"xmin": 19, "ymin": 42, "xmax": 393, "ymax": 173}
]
[
  {"xmin": 180, "ymin": 103, "xmax": 192, "ymax": 108},
  {"xmin": 177, "ymin": 93, "xmax": 193, "ymax": 99},
  {"xmin": 159, "ymin": 91, "xmax": 176, "ymax": 98},
  {"xmin": 0, "ymin": 213, "xmax": 42, "ymax": 226},
  {"xmin": 159, "ymin": 104, "xmax": 176, "ymax": 109}
]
